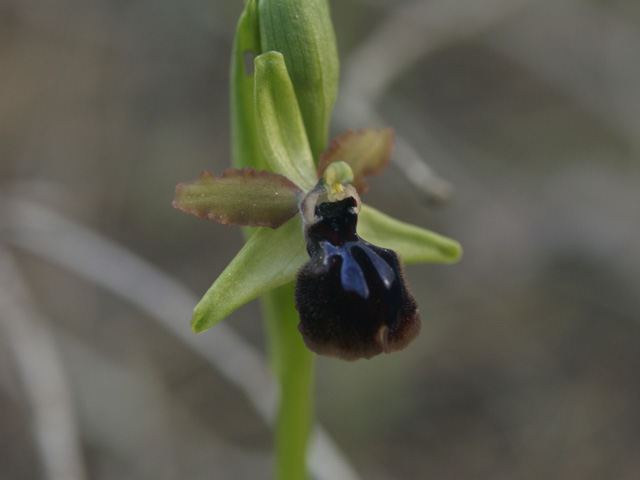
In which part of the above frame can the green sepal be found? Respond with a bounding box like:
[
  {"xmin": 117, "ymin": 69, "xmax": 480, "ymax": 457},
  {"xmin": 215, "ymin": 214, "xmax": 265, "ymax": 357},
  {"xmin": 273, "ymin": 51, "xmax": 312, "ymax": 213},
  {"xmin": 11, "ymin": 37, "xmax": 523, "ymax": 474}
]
[
  {"xmin": 230, "ymin": 0, "xmax": 266, "ymax": 169},
  {"xmin": 358, "ymin": 204, "xmax": 462, "ymax": 264},
  {"xmin": 318, "ymin": 128, "xmax": 394, "ymax": 194},
  {"xmin": 173, "ymin": 168, "xmax": 301, "ymax": 228},
  {"xmin": 191, "ymin": 215, "xmax": 308, "ymax": 333},
  {"xmin": 259, "ymin": 0, "xmax": 339, "ymax": 160},
  {"xmin": 254, "ymin": 52, "xmax": 317, "ymax": 191}
]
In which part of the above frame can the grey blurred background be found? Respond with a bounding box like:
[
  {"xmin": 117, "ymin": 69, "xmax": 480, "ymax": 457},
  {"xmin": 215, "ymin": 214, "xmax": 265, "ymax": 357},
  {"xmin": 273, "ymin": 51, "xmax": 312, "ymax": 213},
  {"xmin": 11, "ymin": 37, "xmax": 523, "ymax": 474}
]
[{"xmin": 2, "ymin": 0, "xmax": 640, "ymax": 479}]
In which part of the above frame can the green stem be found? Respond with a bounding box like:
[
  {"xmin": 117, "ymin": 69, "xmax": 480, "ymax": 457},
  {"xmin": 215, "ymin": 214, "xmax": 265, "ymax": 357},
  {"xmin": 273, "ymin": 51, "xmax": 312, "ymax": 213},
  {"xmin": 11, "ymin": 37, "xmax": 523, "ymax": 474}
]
[{"xmin": 262, "ymin": 283, "xmax": 314, "ymax": 480}]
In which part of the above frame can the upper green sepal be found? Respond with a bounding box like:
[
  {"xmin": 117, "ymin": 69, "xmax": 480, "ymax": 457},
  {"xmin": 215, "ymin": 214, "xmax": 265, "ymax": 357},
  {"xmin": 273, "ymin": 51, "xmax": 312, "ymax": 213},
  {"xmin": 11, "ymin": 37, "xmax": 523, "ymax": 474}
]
[
  {"xmin": 358, "ymin": 204, "xmax": 462, "ymax": 264},
  {"xmin": 173, "ymin": 167, "xmax": 301, "ymax": 228},
  {"xmin": 254, "ymin": 52, "xmax": 317, "ymax": 191},
  {"xmin": 191, "ymin": 215, "xmax": 308, "ymax": 333}
]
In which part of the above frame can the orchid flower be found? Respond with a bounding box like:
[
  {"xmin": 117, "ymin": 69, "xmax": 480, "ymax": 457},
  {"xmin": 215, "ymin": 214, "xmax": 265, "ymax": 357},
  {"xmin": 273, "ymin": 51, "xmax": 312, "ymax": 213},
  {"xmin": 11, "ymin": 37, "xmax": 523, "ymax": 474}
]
[
  {"xmin": 173, "ymin": 51, "xmax": 460, "ymax": 360},
  {"xmin": 172, "ymin": 0, "xmax": 461, "ymax": 362},
  {"xmin": 173, "ymin": 0, "xmax": 460, "ymax": 364}
]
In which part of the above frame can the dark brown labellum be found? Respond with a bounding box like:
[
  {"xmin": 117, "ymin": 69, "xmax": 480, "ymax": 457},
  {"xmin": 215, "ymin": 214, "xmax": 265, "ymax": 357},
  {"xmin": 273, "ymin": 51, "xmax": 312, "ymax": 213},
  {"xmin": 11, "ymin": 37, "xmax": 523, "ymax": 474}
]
[{"xmin": 295, "ymin": 195, "xmax": 420, "ymax": 361}]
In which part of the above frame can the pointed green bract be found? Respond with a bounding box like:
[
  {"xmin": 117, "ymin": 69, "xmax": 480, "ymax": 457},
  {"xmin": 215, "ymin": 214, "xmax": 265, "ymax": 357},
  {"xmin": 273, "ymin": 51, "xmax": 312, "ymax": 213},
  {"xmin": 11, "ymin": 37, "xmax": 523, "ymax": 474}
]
[
  {"xmin": 173, "ymin": 168, "xmax": 301, "ymax": 228},
  {"xmin": 254, "ymin": 52, "xmax": 317, "ymax": 191},
  {"xmin": 231, "ymin": 0, "xmax": 266, "ymax": 170},
  {"xmin": 318, "ymin": 128, "xmax": 394, "ymax": 194},
  {"xmin": 191, "ymin": 216, "xmax": 308, "ymax": 333},
  {"xmin": 259, "ymin": 0, "xmax": 339, "ymax": 161},
  {"xmin": 358, "ymin": 204, "xmax": 462, "ymax": 264}
]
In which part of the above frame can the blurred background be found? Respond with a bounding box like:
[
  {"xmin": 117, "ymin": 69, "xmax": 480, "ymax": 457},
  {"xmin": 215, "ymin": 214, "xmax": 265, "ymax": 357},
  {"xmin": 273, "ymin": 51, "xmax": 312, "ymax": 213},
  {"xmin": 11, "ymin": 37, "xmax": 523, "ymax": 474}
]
[{"xmin": 2, "ymin": 0, "xmax": 640, "ymax": 479}]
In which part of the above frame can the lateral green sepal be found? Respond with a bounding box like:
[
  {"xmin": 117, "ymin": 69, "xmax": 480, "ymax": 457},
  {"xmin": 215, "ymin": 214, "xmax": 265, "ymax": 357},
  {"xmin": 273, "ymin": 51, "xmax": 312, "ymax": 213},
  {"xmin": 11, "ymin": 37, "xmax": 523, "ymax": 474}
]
[
  {"xmin": 191, "ymin": 215, "xmax": 308, "ymax": 333},
  {"xmin": 358, "ymin": 204, "xmax": 462, "ymax": 264}
]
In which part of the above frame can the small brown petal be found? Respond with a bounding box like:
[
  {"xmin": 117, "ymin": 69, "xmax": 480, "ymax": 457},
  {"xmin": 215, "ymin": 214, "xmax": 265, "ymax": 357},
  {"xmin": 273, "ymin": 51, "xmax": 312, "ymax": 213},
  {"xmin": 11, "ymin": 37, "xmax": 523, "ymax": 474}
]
[
  {"xmin": 317, "ymin": 128, "xmax": 394, "ymax": 194},
  {"xmin": 173, "ymin": 168, "xmax": 301, "ymax": 228}
]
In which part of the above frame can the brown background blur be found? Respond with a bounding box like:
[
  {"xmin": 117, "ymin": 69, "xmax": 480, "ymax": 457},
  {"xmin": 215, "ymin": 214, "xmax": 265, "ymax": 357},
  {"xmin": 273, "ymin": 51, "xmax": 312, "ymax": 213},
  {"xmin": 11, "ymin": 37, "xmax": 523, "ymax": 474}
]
[{"xmin": 2, "ymin": 1, "xmax": 640, "ymax": 479}]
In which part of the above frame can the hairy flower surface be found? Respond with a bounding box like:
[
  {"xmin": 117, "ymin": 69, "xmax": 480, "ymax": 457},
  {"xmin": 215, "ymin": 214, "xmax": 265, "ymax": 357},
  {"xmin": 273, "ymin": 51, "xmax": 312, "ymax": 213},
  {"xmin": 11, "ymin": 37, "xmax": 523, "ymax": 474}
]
[{"xmin": 296, "ymin": 185, "xmax": 420, "ymax": 360}]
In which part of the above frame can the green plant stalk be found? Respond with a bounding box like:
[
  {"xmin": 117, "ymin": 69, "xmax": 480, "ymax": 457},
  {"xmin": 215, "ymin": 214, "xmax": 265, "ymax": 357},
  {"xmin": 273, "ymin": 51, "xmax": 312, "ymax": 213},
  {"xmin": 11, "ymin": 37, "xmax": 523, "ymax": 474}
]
[
  {"xmin": 230, "ymin": 1, "xmax": 337, "ymax": 476},
  {"xmin": 262, "ymin": 283, "xmax": 314, "ymax": 480}
]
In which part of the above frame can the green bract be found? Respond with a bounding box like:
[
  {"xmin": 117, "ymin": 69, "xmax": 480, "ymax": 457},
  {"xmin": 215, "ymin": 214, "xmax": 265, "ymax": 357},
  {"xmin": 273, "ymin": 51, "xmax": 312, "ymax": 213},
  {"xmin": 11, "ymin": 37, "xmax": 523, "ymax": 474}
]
[
  {"xmin": 259, "ymin": 0, "xmax": 339, "ymax": 159},
  {"xmin": 231, "ymin": 0, "xmax": 338, "ymax": 168}
]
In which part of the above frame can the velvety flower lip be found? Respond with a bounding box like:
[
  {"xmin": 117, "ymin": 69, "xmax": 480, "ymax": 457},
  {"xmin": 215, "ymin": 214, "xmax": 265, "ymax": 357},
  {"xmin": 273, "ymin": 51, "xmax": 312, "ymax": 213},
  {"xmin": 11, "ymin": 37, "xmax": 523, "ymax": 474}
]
[{"xmin": 295, "ymin": 191, "xmax": 421, "ymax": 361}]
